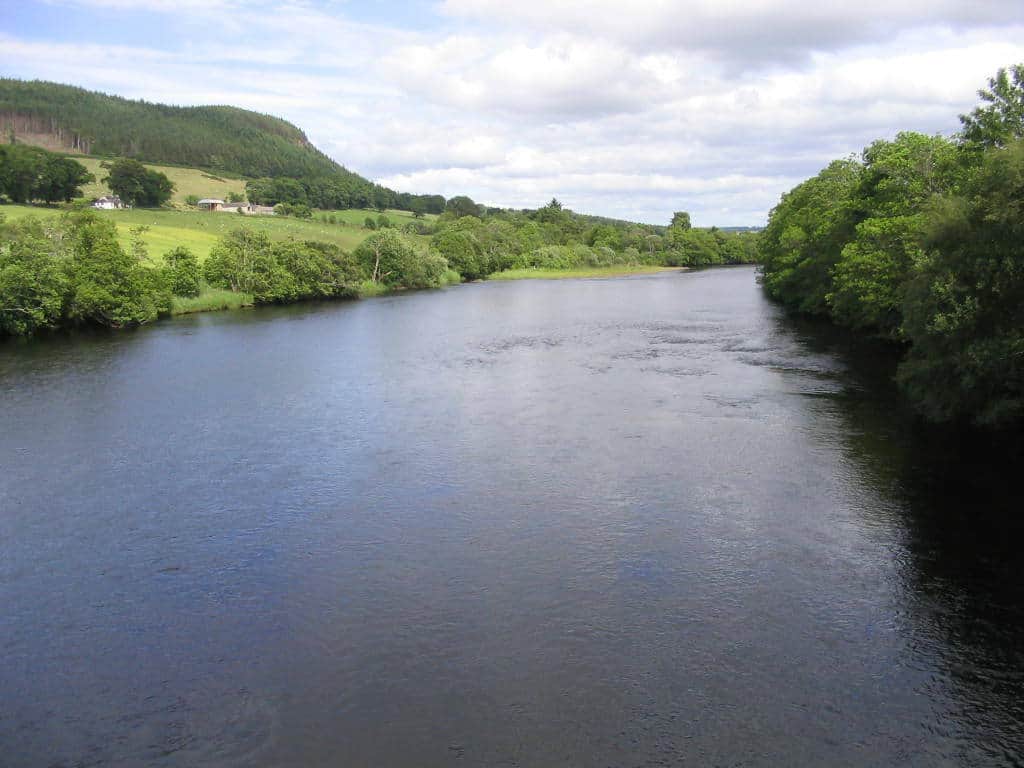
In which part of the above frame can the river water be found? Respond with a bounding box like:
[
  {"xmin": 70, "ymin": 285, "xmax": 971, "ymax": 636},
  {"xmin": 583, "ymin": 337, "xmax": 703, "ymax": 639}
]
[{"xmin": 2, "ymin": 266, "xmax": 1022, "ymax": 766}]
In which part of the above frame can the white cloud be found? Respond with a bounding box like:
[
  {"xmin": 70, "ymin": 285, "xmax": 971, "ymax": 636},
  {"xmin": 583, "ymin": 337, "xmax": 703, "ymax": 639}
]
[
  {"xmin": 440, "ymin": 0, "xmax": 1024, "ymax": 63},
  {"xmin": 4, "ymin": 1, "xmax": 1024, "ymax": 224}
]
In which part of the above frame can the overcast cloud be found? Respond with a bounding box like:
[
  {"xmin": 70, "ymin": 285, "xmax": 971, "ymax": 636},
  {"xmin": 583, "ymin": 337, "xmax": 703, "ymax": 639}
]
[{"xmin": 2, "ymin": 1, "xmax": 1023, "ymax": 224}]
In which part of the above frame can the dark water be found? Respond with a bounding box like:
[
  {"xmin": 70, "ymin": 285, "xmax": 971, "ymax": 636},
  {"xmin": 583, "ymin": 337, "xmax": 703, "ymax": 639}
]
[{"xmin": 2, "ymin": 266, "xmax": 1023, "ymax": 767}]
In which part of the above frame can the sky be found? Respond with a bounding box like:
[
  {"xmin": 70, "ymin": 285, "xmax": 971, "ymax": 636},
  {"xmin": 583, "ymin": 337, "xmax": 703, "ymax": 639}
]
[{"xmin": 2, "ymin": 1, "xmax": 1023, "ymax": 225}]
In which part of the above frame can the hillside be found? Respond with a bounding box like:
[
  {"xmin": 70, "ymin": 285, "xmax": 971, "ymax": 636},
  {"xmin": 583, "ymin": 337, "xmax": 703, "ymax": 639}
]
[{"xmin": 0, "ymin": 78, "xmax": 362, "ymax": 182}]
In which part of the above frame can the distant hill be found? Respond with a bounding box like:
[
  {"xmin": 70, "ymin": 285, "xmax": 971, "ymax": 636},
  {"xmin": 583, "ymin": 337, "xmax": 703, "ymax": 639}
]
[{"xmin": 0, "ymin": 78, "xmax": 360, "ymax": 182}]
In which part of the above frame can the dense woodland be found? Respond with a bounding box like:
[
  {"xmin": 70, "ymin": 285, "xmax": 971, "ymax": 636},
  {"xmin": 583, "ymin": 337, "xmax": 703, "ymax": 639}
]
[{"xmin": 759, "ymin": 65, "xmax": 1024, "ymax": 428}]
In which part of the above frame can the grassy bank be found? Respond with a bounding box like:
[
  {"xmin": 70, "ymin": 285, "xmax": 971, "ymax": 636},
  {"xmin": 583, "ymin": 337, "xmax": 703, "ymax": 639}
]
[
  {"xmin": 170, "ymin": 288, "xmax": 253, "ymax": 315},
  {"xmin": 488, "ymin": 265, "xmax": 681, "ymax": 281}
]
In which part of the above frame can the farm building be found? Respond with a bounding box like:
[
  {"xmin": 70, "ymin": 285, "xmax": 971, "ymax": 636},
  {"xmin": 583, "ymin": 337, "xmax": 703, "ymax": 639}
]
[
  {"xmin": 92, "ymin": 195, "xmax": 126, "ymax": 210},
  {"xmin": 198, "ymin": 199, "xmax": 275, "ymax": 215}
]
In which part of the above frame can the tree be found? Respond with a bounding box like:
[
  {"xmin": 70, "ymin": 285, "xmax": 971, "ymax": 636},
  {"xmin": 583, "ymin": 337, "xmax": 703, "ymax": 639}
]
[
  {"xmin": 354, "ymin": 230, "xmax": 447, "ymax": 289},
  {"xmin": 671, "ymin": 211, "xmax": 692, "ymax": 230},
  {"xmin": 64, "ymin": 213, "xmax": 171, "ymax": 326},
  {"xmin": 163, "ymin": 246, "xmax": 201, "ymax": 297},
  {"xmin": 959, "ymin": 64, "xmax": 1024, "ymax": 149},
  {"xmin": 0, "ymin": 217, "xmax": 68, "ymax": 335},
  {"xmin": 37, "ymin": 155, "xmax": 93, "ymax": 203},
  {"xmin": 446, "ymin": 195, "xmax": 482, "ymax": 218},
  {"xmin": 759, "ymin": 158, "xmax": 864, "ymax": 315},
  {"xmin": 0, "ymin": 145, "xmax": 92, "ymax": 204},
  {"xmin": 273, "ymin": 240, "xmax": 362, "ymax": 300},
  {"xmin": 203, "ymin": 229, "xmax": 273, "ymax": 294},
  {"xmin": 430, "ymin": 228, "xmax": 484, "ymax": 280},
  {"xmin": 104, "ymin": 158, "xmax": 174, "ymax": 207},
  {"xmin": 898, "ymin": 138, "xmax": 1024, "ymax": 426}
]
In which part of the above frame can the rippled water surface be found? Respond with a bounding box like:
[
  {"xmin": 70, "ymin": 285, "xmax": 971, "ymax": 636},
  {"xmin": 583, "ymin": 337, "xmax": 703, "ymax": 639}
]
[{"xmin": 2, "ymin": 266, "xmax": 1023, "ymax": 766}]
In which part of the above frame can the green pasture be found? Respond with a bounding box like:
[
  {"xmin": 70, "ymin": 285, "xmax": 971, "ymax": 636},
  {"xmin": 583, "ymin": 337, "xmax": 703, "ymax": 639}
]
[
  {"xmin": 72, "ymin": 157, "xmax": 248, "ymax": 206},
  {"xmin": 0, "ymin": 204, "xmax": 431, "ymax": 263}
]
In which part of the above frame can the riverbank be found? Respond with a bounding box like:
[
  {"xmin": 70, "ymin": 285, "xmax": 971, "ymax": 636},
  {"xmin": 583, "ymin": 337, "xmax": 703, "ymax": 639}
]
[
  {"xmin": 488, "ymin": 265, "xmax": 682, "ymax": 280},
  {"xmin": 166, "ymin": 267, "xmax": 671, "ymax": 316}
]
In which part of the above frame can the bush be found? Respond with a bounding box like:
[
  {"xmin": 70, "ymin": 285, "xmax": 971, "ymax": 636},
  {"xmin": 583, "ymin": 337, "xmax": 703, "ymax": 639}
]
[
  {"xmin": 204, "ymin": 229, "xmax": 362, "ymax": 304},
  {"xmin": 163, "ymin": 246, "xmax": 201, "ymax": 297},
  {"xmin": 273, "ymin": 202, "xmax": 313, "ymax": 219},
  {"xmin": 64, "ymin": 214, "xmax": 171, "ymax": 326},
  {"xmin": 0, "ymin": 217, "xmax": 68, "ymax": 334},
  {"xmin": 354, "ymin": 230, "xmax": 448, "ymax": 289}
]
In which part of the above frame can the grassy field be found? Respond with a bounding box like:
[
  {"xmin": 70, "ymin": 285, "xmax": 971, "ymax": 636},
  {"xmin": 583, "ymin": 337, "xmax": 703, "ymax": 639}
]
[
  {"xmin": 170, "ymin": 288, "xmax": 253, "ymax": 315},
  {"xmin": 73, "ymin": 157, "xmax": 249, "ymax": 206},
  {"xmin": 0, "ymin": 203, "xmax": 430, "ymax": 263},
  {"xmin": 488, "ymin": 265, "xmax": 681, "ymax": 280}
]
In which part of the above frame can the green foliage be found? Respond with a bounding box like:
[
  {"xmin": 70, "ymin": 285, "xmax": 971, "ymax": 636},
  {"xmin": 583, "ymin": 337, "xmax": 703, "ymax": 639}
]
[
  {"xmin": 0, "ymin": 78, "xmax": 344, "ymax": 179},
  {"xmin": 430, "ymin": 226, "xmax": 487, "ymax": 280},
  {"xmin": 828, "ymin": 216, "xmax": 922, "ymax": 336},
  {"xmin": 203, "ymin": 228, "xmax": 362, "ymax": 304},
  {"xmin": 0, "ymin": 144, "xmax": 93, "ymax": 203},
  {"xmin": 0, "ymin": 211, "xmax": 172, "ymax": 334},
  {"xmin": 246, "ymin": 177, "xmax": 308, "ymax": 207},
  {"xmin": 959, "ymin": 64, "xmax": 1024, "ymax": 149},
  {"xmin": 203, "ymin": 229, "xmax": 273, "ymax": 294},
  {"xmin": 64, "ymin": 213, "xmax": 171, "ymax": 326},
  {"xmin": 354, "ymin": 230, "xmax": 448, "ymax": 289},
  {"xmin": 104, "ymin": 158, "xmax": 174, "ymax": 207},
  {"xmin": 163, "ymin": 246, "xmax": 201, "ymax": 297},
  {"xmin": 445, "ymin": 195, "xmax": 482, "ymax": 218},
  {"xmin": 671, "ymin": 211, "xmax": 692, "ymax": 230},
  {"xmin": 898, "ymin": 139, "xmax": 1024, "ymax": 425},
  {"xmin": 0, "ymin": 217, "xmax": 68, "ymax": 334},
  {"xmin": 184, "ymin": 194, "xmax": 200, "ymax": 207},
  {"xmin": 759, "ymin": 158, "xmax": 864, "ymax": 314},
  {"xmin": 273, "ymin": 202, "xmax": 313, "ymax": 219},
  {"xmin": 760, "ymin": 64, "xmax": 1024, "ymax": 428},
  {"xmin": 422, "ymin": 202, "xmax": 755, "ymax": 282}
]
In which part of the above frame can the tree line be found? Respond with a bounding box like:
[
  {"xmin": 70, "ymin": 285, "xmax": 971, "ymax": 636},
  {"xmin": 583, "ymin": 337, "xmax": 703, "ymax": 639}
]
[
  {"xmin": 759, "ymin": 64, "xmax": 1024, "ymax": 428},
  {"xmin": 422, "ymin": 197, "xmax": 758, "ymax": 280},
  {"xmin": 0, "ymin": 211, "xmax": 459, "ymax": 337},
  {"xmin": 244, "ymin": 176, "xmax": 448, "ymax": 216}
]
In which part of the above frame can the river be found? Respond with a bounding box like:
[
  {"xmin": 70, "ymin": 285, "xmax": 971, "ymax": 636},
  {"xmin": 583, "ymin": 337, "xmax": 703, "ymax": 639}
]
[{"xmin": 2, "ymin": 266, "xmax": 1022, "ymax": 766}]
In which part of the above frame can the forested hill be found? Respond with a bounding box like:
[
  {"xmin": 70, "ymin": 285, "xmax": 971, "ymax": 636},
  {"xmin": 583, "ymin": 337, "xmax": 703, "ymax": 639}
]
[{"xmin": 0, "ymin": 78, "xmax": 358, "ymax": 181}]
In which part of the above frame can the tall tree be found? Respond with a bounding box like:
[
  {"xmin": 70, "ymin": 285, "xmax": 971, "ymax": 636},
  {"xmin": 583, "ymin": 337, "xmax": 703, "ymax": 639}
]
[
  {"xmin": 104, "ymin": 158, "xmax": 174, "ymax": 207},
  {"xmin": 959, "ymin": 64, "xmax": 1024, "ymax": 149}
]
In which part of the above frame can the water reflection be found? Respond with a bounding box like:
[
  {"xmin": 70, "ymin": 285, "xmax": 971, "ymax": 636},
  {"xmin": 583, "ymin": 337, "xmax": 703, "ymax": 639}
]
[
  {"xmin": 779, "ymin": 313, "xmax": 1024, "ymax": 764},
  {"xmin": 2, "ymin": 267, "xmax": 1022, "ymax": 766}
]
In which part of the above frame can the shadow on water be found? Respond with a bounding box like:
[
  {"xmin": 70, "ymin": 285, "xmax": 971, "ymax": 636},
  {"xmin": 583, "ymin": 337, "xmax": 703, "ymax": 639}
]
[{"xmin": 780, "ymin": 312, "xmax": 1024, "ymax": 763}]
